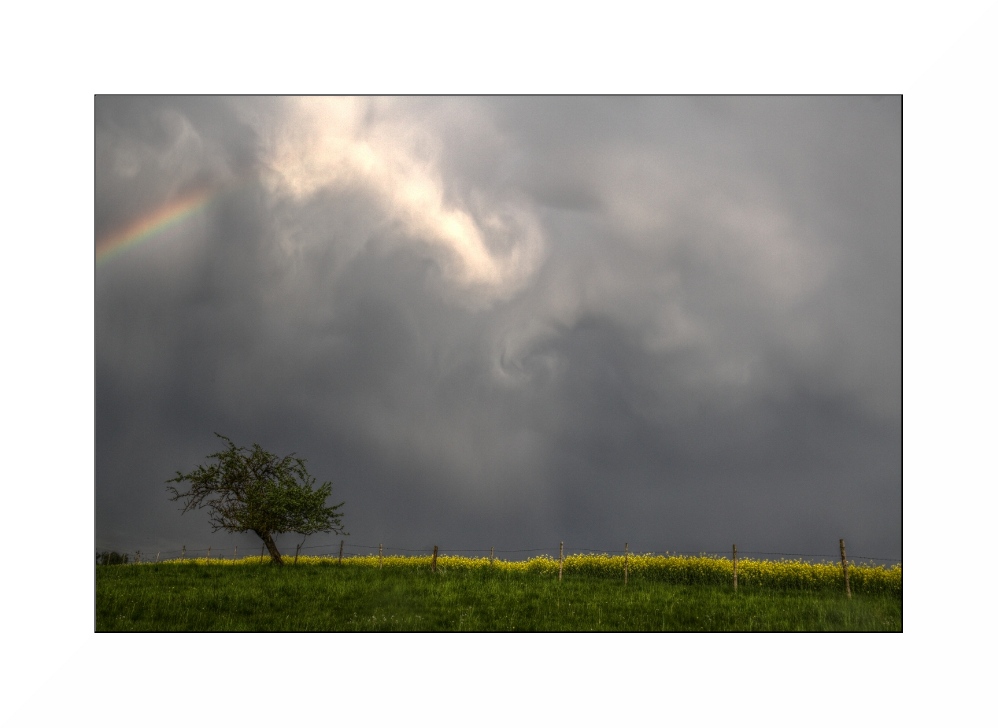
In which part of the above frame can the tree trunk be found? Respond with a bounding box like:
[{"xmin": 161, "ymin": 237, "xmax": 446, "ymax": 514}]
[{"xmin": 257, "ymin": 530, "xmax": 284, "ymax": 565}]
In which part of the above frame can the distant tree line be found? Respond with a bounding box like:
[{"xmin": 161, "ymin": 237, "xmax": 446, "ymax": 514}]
[{"xmin": 97, "ymin": 551, "xmax": 130, "ymax": 565}]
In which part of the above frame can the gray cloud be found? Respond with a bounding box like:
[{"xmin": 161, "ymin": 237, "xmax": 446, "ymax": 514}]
[{"xmin": 96, "ymin": 96, "xmax": 901, "ymax": 562}]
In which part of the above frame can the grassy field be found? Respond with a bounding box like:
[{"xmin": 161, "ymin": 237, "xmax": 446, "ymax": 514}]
[{"xmin": 96, "ymin": 555, "xmax": 901, "ymax": 631}]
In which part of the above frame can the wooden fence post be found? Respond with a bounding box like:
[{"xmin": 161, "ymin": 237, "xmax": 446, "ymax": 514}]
[
  {"xmin": 339, "ymin": 540, "xmax": 344, "ymax": 565},
  {"xmin": 207, "ymin": 546, "xmax": 211, "ymax": 561},
  {"xmin": 156, "ymin": 551, "xmax": 160, "ymax": 563},
  {"xmin": 624, "ymin": 543, "xmax": 629, "ymax": 586},
  {"xmin": 432, "ymin": 545, "xmax": 438, "ymax": 573},
  {"xmin": 733, "ymin": 544, "xmax": 738, "ymax": 592},
  {"xmin": 181, "ymin": 545, "xmax": 186, "ymax": 560},
  {"xmin": 234, "ymin": 546, "xmax": 237, "ymax": 561},
  {"xmin": 840, "ymin": 539, "xmax": 851, "ymax": 599},
  {"xmin": 136, "ymin": 550, "xmax": 141, "ymax": 564},
  {"xmin": 558, "ymin": 541, "xmax": 564, "ymax": 582},
  {"xmin": 490, "ymin": 546, "xmax": 494, "ymax": 564},
  {"xmin": 379, "ymin": 543, "xmax": 383, "ymax": 568}
]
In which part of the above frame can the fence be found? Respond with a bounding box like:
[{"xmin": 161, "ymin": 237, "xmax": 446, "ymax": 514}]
[
  {"xmin": 98, "ymin": 539, "xmax": 901, "ymax": 597},
  {"xmin": 100, "ymin": 541, "xmax": 901, "ymax": 565}
]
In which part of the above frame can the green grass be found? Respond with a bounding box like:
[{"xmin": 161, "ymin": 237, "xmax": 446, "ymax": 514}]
[{"xmin": 96, "ymin": 561, "xmax": 901, "ymax": 631}]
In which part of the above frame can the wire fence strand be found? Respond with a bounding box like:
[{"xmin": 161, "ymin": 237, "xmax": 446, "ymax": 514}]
[{"xmin": 98, "ymin": 541, "xmax": 902, "ymax": 565}]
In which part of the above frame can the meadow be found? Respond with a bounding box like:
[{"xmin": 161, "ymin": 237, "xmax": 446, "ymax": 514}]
[{"xmin": 96, "ymin": 553, "xmax": 900, "ymax": 631}]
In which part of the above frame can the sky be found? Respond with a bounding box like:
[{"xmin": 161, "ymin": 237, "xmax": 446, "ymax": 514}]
[{"xmin": 95, "ymin": 95, "xmax": 902, "ymax": 564}]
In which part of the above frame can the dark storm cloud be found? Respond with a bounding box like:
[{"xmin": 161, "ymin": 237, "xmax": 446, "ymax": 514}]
[{"xmin": 96, "ymin": 96, "xmax": 901, "ymax": 562}]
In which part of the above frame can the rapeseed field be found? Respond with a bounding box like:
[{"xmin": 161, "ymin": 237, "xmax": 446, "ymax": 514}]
[{"xmin": 136, "ymin": 551, "xmax": 900, "ymax": 596}]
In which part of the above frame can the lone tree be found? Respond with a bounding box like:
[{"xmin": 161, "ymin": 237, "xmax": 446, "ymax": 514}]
[{"xmin": 167, "ymin": 433, "xmax": 346, "ymax": 565}]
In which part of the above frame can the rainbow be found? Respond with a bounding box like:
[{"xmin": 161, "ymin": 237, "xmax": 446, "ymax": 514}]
[{"xmin": 95, "ymin": 186, "xmax": 216, "ymax": 266}]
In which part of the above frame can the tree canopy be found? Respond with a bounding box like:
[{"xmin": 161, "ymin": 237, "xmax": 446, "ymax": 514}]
[{"xmin": 167, "ymin": 434, "xmax": 346, "ymax": 565}]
